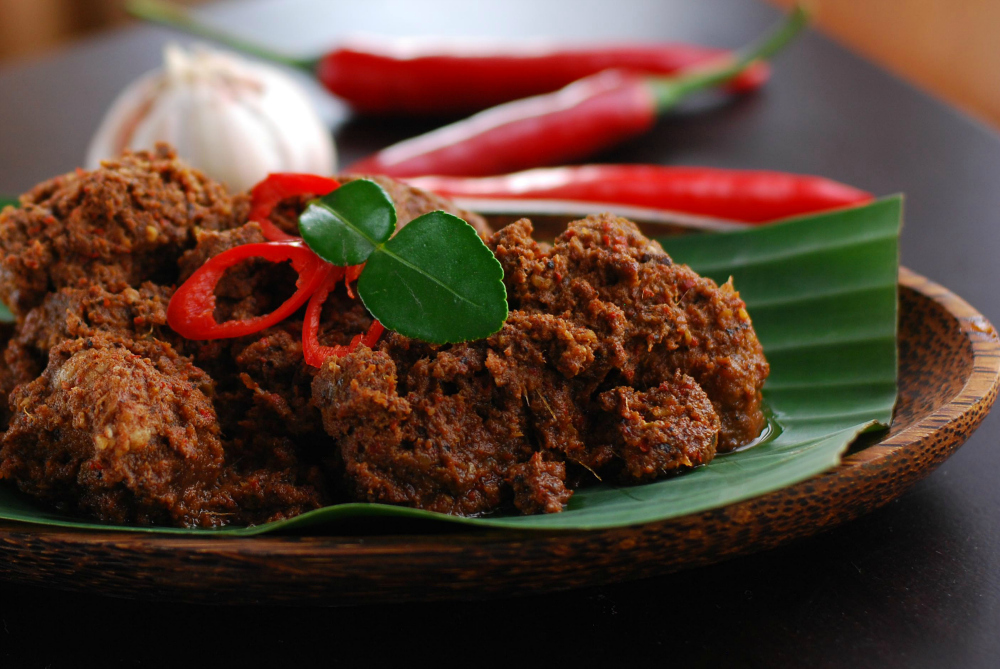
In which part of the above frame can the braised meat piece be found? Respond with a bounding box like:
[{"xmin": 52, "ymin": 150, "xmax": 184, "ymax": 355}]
[
  {"xmin": 508, "ymin": 453, "xmax": 573, "ymax": 515},
  {"xmin": 0, "ymin": 322, "xmax": 17, "ymax": 429},
  {"xmin": 0, "ymin": 145, "xmax": 245, "ymax": 315},
  {"xmin": 314, "ymin": 340, "xmax": 535, "ymax": 515},
  {"xmin": 0, "ymin": 334, "xmax": 324, "ymax": 527},
  {"xmin": 182, "ymin": 323, "xmax": 332, "ymax": 526},
  {"xmin": 492, "ymin": 214, "xmax": 769, "ymax": 451},
  {"xmin": 177, "ymin": 221, "xmax": 269, "ymax": 283},
  {"xmin": 597, "ymin": 372, "xmax": 720, "ymax": 482},
  {"xmin": 179, "ymin": 275, "xmax": 373, "ymax": 452},
  {"xmin": 484, "ymin": 310, "xmax": 609, "ymax": 473},
  {"xmin": 313, "ymin": 305, "xmax": 637, "ymax": 516},
  {"xmin": 314, "ymin": 214, "xmax": 767, "ymax": 516},
  {"xmin": 15, "ymin": 282, "xmax": 173, "ymax": 355},
  {"xmin": 635, "ymin": 273, "xmax": 770, "ymax": 451},
  {"xmin": 0, "ymin": 335, "xmax": 226, "ymax": 526},
  {"xmin": 0, "ymin": 283, "xmax": 175, "ymax": 430}
]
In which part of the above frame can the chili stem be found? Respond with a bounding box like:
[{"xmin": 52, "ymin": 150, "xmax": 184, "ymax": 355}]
[
  {"xmin": 647, "ymin": 5, "xmax": 809, "ymax": 109},
  {"xmin": 125, "ymin": 0, "xmax": 316, "ymax": 70}
]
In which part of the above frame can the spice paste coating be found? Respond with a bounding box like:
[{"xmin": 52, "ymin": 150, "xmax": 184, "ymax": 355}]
[
  {"xmin": 313, "ymin": 215, "xmax": 767, "ymax": 516},
  {"xmin": 0, "ymin": 149, "xmax": 767, "ymax": 526}
]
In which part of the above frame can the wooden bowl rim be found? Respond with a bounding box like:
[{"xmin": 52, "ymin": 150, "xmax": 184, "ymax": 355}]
[{"xmin": 841, "ymin": 267, "xmax": 1000, "ymax": 467}]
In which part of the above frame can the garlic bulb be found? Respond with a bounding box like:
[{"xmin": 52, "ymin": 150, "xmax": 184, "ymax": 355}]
[{"xmin": 86, "ymin": 44, "xmax": 336, "ymax": 193}]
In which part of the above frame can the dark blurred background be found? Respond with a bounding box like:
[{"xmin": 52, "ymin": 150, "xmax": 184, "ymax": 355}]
[{"xmin": 3, "ymin": 0, "xmax": 998, "ymax": 132}]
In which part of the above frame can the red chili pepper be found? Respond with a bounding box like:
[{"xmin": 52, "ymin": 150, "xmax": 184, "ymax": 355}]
[
  {"xmin": 302, "ymin": 267, "xmax": 384, "ymax": 368},
  {"xmin": 126, "ymin": 2, "xmax": 770, "ymax": 117},
  {"xmin": 405, "ymin": 165, "xmax": 874, "ymax": 223},
  {"xmin": 167, "ymin": 241, "xmax": 331, "ymax": 340},
  {"xmin": 316, "ymin": 42, "xmax": 770, "ymax": 115},
  {"xmin": 351, "ymin": 70, "xmax": 656, "ymax": 178},
  {"xmin": 343, "ymin": 264, "xmax": 364, "ymax": 299},
  {"xmin": 348, "ymin": 8, "xmax": 807, "ymax": 178},
  {"xmin": 170, "ymin": 166, "xmax": 387, "ymax": 365},
  {"xmin": 249, "ymin": 173, "xmax": 341, "ymax": 241}
]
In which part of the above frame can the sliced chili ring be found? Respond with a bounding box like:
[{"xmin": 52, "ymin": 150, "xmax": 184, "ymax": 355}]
[
  {"xmin": 344, "ymin": 263, "xmax": 364, "ymax": 299},
  {"xmin": 302, "ymin": 265, "xmax": 383, "ymax": 367},
  {"xmin": 167, "ymin": 241, "xmax": 333, "ymax": 340},
  {"xmin": 249, "ymin": 173, "xmax": 341, "ymax": 241}
]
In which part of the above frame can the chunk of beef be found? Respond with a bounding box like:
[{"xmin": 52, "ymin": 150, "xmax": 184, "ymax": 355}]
[
  {"xmin": 0, "ymin": 145, "xmax": 245, "ymax": 314},
  {"xmin": 491, "ymin": 214, "xmax": 768, "ymax": 451},
  {"xmin": 635, "ymin": 272, "xmax": 769, "ymax": 451},
  {"xmin": 177, "ymin": 220, "xmax": 269, "ymax": 283},
  {"xmin": 16, "ymin": 282, "xmax": 173, "ymax": 356},
  {"xmin": 507, "ymin": 453, "xmax": 572, "ymax": 515},
  {"xmin": 0, "ymin": 283, "xmax": 175, "ymax": 430},
  {"xmin": 0, "ymin": 335, "xmax": 226, "ymax": 527},
  {"xmin": 0, "ymin": 334, "xmax": 324, "ymax": 527},
  {"xmin": 597, "ymin": 372, "xmax": 719, "ymax": 482},
  {"xmin": 314, "ymin": 342, "xmax": 533, "ymax": 516}
]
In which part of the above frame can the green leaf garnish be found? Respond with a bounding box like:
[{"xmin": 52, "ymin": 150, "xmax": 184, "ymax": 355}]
[
  {"xmin": 0, "ymin": 197, "xmax": 902, "ymax": 534},
  {"xmin": 360, "ymin": 211, "xmax": 508, "ymax": 343},
  {"xmin": 299, "ymin": 179, "xmax": 508, "ymax": 345},
  {"xmin": 299, "ymin": 179, "xmax": 396, "ymax": 266},
  {"xmin": 0, "ymin": 196, "xmax": 17, "ymax": 210}
]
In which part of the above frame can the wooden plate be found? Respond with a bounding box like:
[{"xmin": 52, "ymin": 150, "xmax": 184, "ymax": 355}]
[{"xmin": 0, "ymin": 265, "xmax": 996, "ymax": 606}]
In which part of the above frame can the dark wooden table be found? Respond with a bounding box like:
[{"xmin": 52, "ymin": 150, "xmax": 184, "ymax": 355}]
[{"xmin": 1, "ymin": 1, "xmax": 999, "ymax": 667}]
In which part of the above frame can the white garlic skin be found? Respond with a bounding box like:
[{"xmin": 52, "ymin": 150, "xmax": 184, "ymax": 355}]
[{"xmin": 86, "ymin": 44, "xmax": 336, "ymax": 193}]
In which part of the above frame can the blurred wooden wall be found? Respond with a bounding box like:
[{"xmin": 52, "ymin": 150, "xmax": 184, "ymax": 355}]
[
  {"xmin": 768, "ymin": 0, "xmax": 1000, "ymax": 129},
  {"xmin": 2, "ymin": 0, "xmax": 999, "ymax": 129},
  {"xmin": 0, "ymin": 0, "xmax": 208, "ymax": 62}
]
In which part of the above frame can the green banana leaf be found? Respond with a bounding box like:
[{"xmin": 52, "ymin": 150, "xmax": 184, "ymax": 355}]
[{"xmin": 0, "ymin": 196, "xmax": 902, "ymax": 535}]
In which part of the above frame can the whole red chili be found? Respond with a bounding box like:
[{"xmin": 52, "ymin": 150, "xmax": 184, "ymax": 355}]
[
  {"xmin": 405, "ymin": 165, "xmax": 874, "ymax": 223},
  {"xmin": 167, "ymin": 241, "xmax": 331, "ymax": 340},
  {"xmin": 348, "ymin": 8, "xmax": 808, "ymax": 178},
  {"xmin": 350, "ymin": 70, "xmax": 656, "ymax": 178},
  {"xmin": 316, "ymin": 42, "xmax": 770, "ymax": 115},
  {"xmin": 127, "ymin": 1, "xmax": 770, "ymax": 116},
  {"xmin": 249, "ymin": 173, "xmax": 340, "ymax": 241}
]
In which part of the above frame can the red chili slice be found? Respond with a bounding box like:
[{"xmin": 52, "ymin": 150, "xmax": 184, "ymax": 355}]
[
  {"xmin": 303, "ymin": 265, "xmax": 383, "ymax": 367},
  {"xmin": 343, "ymin": 264, "xmax": 363, "ymax": 298},
  {"xmin": 249, "ymin": 173, "xmax": 341, "ymax": 241},
  {"xmin": 167, "ymin": 241, "xmax": 332, "ymax": 340}
]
